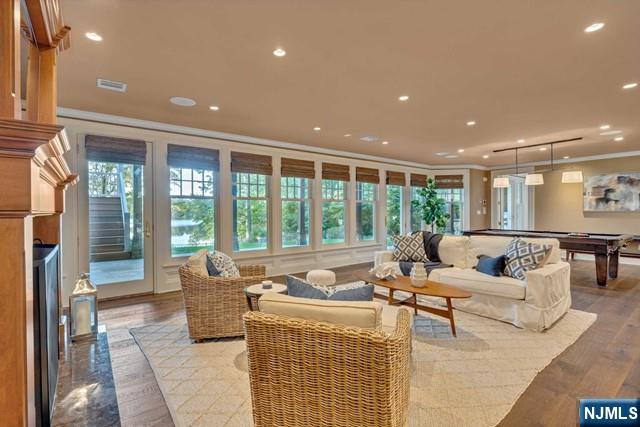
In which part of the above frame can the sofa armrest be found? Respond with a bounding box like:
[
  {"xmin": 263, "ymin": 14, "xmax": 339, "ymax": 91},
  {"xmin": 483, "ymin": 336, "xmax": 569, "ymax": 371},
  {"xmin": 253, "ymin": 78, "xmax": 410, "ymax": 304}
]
[
  {"xmin": 524, "ymin": 261, "xmax": 571, "ymax": 308},
  {"xmin": 374, "ymin": 250, "xmax": 394, "ymax": 267}
]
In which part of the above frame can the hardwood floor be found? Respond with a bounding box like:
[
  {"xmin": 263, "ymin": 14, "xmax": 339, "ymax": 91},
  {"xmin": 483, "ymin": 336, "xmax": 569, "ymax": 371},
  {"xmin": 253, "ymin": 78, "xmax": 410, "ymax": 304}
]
[{"xmin": 54, "ymin": 260, "xmax": 640, "ymax": 426}]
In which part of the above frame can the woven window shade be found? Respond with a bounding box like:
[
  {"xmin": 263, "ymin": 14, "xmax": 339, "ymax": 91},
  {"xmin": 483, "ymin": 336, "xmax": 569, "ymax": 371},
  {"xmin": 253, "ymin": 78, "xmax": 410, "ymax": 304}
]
[
  {"xmin": 281, "ymin": 158, "xmax": 315, "ymax": 179},
  {"xmin": 231, "ymin": 152, "xmax": 273, "ymax": 175},
  {"xmin": 167, "ymin": 144, "xmax": 220, "ymax": 171},
  {"xmin": 355, "ymin": 167, "xmax": 380, "ymax": 184},
  {"xmin": 386, "ymin": 171, "xmax": 406, "ymax": 186},
  {"xmin": 85, "ymin": 135, "xmax": 147, "ymax": 165},
  {"xmin": 322, "ymin": 162, "xmax": 350, "ymax": 181},
  {"xmin": 410, "ymin": 173, "xmax": 428, "ymax": 187},
  {"xmin": 435, "ymin": 174, "xmax": 464, "ymax": 189}
]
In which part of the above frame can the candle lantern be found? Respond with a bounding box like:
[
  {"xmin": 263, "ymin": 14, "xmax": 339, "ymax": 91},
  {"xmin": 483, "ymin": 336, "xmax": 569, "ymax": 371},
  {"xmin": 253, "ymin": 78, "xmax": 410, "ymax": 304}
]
[{"xmin": 69, "ymin": 273, "xmax": 98, "ymax": 341}]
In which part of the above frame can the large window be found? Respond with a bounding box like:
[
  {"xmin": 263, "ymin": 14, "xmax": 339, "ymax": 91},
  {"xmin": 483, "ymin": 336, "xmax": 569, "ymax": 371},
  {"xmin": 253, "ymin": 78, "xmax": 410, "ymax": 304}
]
[
  {"xmin": 386, "ymin": 185, "xmax": 403, "ymax": 247},
  {"xmin": 232, "ymin": 173, "xmax": 269, "ymax": 251},
  {"xmin": 281, "ymin": 177, "xmax": 311, "ymax": 248},
  {"xmin": 170, "ymin": 167, "xmax": 215, "ymax": 256},
  {"xmin": 321, "ymin": 179, "xmax": 346, "ymax": 244},
  {"xmin": 410, "ymin": 186, "xmax": 423, "ymax": 232},
  {"xmin": 356, "ymin": 182, "xmax": 376, "ymax": 241},
  {"xmin": 437, "ymin": 188, "xmax": 464, "ymax": 235}
]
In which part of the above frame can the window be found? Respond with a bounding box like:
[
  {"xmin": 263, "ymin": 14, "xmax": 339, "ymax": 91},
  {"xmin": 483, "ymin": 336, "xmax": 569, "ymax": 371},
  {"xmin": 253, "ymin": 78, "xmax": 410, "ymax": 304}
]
[
  {"xmin": 437, "ymin": 188, "xmax": 464, "ymax": 234},
  {"xmin": 356, "ymin": 182, "xmax": 376, "ymax": 241},
  {"xmin": 321, "ymin": 179, "xmax": 346, "ymax": 244},
  {"xmin": 232, "ymin": 173, "xmax": 269, "ymax": 251},
  {"xmin": 386, "ymin": 185, "xmax": 403, "ymax": 247},
  {"xmin": 281, "ymin": 177, "xmax": 311, "ymax": 248},
  {"xmin": 170, "ymin": 167, "xmax": 216, "ymax": 256},
  {"xmin": 410, "ymin": 186, "xmax": 423, "ymax": 232}
]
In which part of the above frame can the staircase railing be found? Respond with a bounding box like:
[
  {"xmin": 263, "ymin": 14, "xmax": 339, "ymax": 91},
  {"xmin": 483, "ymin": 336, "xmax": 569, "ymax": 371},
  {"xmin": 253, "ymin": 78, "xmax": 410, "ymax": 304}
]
[
  {"xmin": 116, "ymin": 165, "xmax": 132, "ymax": 252},
  {"xmin": 88, "ymin": 167, "xmax": 131, "ymax": 252}
]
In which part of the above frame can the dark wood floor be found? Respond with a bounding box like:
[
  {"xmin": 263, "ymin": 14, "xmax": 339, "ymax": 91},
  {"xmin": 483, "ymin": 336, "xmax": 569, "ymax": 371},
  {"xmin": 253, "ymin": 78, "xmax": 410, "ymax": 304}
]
[{"xmin": 55, "ymin": 260, "xmax": 640, "ymax": 427}]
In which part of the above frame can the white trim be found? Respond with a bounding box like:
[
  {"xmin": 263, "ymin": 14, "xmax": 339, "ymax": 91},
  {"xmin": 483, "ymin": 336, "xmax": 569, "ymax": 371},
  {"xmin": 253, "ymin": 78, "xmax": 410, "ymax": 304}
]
[{"xmin": 57, "ymin": 107, "xmax": 487, "ymax": 170}]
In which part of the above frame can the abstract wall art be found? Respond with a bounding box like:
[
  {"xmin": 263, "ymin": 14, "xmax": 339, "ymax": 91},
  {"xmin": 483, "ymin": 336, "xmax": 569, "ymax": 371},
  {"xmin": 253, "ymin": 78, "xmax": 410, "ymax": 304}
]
[{"xmin": 583, "ymin": 173, "xmax": 640, "ymax": 212}]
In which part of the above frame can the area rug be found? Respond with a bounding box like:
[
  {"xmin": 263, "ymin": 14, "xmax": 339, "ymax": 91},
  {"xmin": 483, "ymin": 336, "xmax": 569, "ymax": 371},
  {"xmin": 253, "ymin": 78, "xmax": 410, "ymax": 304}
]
[{"xmin": 130, "ymin": 297, "xmax": 596, "ymax": 427}]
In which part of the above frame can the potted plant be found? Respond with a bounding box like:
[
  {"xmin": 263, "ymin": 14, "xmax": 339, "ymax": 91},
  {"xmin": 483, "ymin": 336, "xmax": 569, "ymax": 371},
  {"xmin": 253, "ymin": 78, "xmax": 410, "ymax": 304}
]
[{"xmin": 411, "ymin": 178, "xmax": 450, "ymax": 232}]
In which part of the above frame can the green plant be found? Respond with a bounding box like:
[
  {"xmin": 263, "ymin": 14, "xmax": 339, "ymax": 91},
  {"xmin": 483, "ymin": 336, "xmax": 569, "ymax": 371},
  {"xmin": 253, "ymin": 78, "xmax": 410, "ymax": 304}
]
[{"xmin": 411, "ymin": 178, "xmax": 450, "ymax": 232}]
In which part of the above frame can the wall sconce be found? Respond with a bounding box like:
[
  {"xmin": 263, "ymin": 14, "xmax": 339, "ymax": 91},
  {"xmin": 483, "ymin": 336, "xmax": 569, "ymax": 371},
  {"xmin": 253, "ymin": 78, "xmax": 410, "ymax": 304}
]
[
  {"xmin": 525, "ymin": 173, "xmax": 544, "ymax": 186},
  {"xmin": 562, "ymin": 171, "xmax": 583, "ymax": 183}
]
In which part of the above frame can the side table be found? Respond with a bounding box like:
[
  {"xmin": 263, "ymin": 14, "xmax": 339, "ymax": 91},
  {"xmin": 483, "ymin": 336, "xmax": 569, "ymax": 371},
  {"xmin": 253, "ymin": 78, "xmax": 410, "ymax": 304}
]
[{"xmin": 244, "ymin": 283, "xmax": 287, "ymax": 311}]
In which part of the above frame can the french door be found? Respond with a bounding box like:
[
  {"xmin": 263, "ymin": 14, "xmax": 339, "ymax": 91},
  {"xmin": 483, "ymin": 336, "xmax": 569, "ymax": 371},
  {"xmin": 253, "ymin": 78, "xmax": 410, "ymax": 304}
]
[
  {"xmin": 78, "ymin": 137, "xmax": 154, "ymax": 299},
  {"xmin": 494, "ymin": 175, "xmax": 530, "ymax": 230}
]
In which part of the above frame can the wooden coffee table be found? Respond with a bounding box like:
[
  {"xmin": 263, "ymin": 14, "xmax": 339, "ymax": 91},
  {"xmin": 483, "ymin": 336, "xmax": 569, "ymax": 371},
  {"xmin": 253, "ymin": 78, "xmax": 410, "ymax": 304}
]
[{"xmin": 357, "ymin": 272, "xmax": 472, "ymax": 337}]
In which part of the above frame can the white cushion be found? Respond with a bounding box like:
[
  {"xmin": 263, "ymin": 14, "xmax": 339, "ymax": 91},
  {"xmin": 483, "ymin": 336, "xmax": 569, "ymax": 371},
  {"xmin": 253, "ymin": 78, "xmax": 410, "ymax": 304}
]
[
  {"xmin": 258, "ymin": 293, "xmax": 383, "ymax": 330},
  {"xmin": 466, "ymin": 236, "xmax": 513, "ymax": 268},
  {"xmin": 438, "ymin": 236, "xmax": 469, "ymax": 268},
  {"xmin": 306, "ymin": 269, "xmax": 336, "ymax": 286},
  {"xmin": 186, "ymin": 249, "xmax": 209, "ymax": 277},
  {"xmin": 429, "ymin": 267, "xmax": 526, "ymax": 300}
]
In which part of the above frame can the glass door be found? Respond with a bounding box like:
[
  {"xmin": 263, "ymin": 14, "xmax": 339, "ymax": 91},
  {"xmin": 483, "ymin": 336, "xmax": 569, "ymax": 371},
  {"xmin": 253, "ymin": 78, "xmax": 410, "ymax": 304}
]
[
  {"xmin": 495, "ymin": 175, "xmax": 529, "ymax": 230},
  {"xmin": 80, "ymin": 138, "xmax": 153, "ymax": 299}
]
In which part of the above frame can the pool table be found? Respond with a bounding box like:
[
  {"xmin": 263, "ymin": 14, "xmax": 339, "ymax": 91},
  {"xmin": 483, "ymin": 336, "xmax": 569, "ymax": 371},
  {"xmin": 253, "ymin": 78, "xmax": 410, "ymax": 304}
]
[{"xmin": 463, "ymin": 229, "xmax": 633, "ymax": 287}]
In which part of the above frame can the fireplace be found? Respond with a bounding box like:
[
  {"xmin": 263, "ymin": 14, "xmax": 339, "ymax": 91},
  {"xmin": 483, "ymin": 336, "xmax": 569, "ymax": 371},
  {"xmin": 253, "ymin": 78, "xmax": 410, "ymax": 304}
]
[{"xmin": 33, "ymin": 244, "xmax": 60, "ymax": 426}]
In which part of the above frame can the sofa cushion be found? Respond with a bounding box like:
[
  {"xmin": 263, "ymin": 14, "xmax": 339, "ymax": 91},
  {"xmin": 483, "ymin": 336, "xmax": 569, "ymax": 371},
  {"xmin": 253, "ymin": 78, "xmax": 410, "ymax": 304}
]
[
  {"xmin": 392, "ymin": 233, "xmax": 427, "ymax": 262},
  {"xmin": 286, "ymin": 275, "xmax": 374, "ymax": 301},
  {"xmin": 186, "ymin": 249, "xmax": 209, "ymax": 277},
  {"xmin": 466, "ymin": 236, "xmax": 513, "ymax": 268},
  {"xmin": 207, "ymin": 251, "xmax": 240, "ymax": 278},
  {"xmin": 476, "ymin": 254, "xmax": 507, "ymax": 277},
  {"xmin": 504, "ymin": 238, "xmax": 552, "ymax": 280},
  {"xmin": 438, "ymin": 235, "xmax": 469, "ymax": 268},
  {"xmin": 429, "ymin": 267, "xmax": 526, "ymax": 300},
  {"xmin": 258, "ymin": 293, "xmax": 382, "ymax": 330}
]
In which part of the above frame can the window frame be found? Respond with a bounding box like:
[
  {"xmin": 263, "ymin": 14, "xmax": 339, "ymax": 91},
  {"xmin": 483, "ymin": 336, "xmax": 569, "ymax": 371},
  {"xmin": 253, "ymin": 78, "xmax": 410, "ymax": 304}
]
[
  {"xmin": 436, "ymin": 187, "xmax": 464, "ymax": 235},
  {"xmin": 385, "ymin": 184, "xmax": 403, "ymax": 248},
  {"xmin": 280, "ymin": 176, "xmax": 312, "ymax": 249},
  {"xmin": 231, "ymin": 172, "xmax": 271, "ymax": 253},
  {"xmin": 355, "ymin": 181, "xmax": 377, "ymax": 242},
  {"xmin": 321, "ymin": 178, "xmax": 348, "ymax": 246}
]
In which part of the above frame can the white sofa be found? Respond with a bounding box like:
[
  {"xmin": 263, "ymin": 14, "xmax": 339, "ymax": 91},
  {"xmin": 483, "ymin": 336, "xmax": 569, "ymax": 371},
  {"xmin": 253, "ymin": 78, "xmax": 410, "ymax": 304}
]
[{"xmin": 374, "ymin": 235, "xmax": 571, "ymax": 331}]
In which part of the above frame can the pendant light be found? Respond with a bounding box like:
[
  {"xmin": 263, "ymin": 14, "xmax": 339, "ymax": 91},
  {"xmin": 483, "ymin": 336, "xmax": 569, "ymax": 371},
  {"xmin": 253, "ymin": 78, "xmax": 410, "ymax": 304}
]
[
  {"xmin": 525, "ymin": 174, "xmax": 544, "ymax": 186},
  {"xmin": 562, "ymin": 171, "xmax": 583, "ymax": 183},
  {"xmin": 493, "ymin": 177, "xmax": 510, "ymax": 188}
]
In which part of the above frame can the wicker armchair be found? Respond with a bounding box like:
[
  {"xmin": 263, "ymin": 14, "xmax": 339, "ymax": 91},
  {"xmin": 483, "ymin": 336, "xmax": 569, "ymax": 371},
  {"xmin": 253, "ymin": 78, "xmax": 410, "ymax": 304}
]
[
  {"xmin": 243, "ymin": 308, "xmax": 412, "ymax": 427},
  {"xmin": 179, "ymin": 264, "xmax": 266, "ymax": 341}
]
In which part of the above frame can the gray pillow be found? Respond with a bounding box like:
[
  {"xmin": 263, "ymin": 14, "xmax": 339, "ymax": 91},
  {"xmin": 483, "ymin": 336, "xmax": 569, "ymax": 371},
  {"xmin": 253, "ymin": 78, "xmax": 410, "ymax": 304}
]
[
  {"xmin": 503, "ymin": 238, "xmax": 552, "ymax": 280},
  {"xmin": 285, "ymin": 275, "xmax": 374, "ymax": 301},
  {"xmin": 392, "ymin": 233, "xmax": 427, "ymax": 262}
]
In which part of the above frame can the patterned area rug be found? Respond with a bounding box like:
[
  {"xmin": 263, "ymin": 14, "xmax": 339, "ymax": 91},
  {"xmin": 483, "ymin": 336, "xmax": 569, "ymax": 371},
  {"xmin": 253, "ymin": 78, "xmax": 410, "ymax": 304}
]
[{"xmin": 130, "ymin": 298, "xmax": 596, "ymax": 427}]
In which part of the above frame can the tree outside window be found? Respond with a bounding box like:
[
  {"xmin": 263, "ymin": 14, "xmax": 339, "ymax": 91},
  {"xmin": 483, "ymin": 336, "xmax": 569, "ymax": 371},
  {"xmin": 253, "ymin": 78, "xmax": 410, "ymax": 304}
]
[
  {"xmin": 356, "ymin": 182, "xmax": 376, "ymax": 241},
  {"xmin": 437, "ymin": 188, "xmax": 463, "ymax": 235},
  {"xmin": 386, "ymin": 185, "xmax": 402, "ymax": 247},
  {"xmin": 321, "ymin": 179, "xmax": 346, "ymax": 244},
  {"xmin": 281, "ymin": 177, "xmax": 311, "ymax": 248},
  {"xmin": 232, "ymin": 173, "xmax": 269, "ymax": 251}
]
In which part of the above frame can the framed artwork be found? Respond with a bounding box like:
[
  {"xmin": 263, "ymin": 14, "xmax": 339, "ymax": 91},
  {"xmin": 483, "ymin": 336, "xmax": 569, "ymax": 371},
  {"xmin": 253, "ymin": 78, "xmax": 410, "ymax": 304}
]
[{"xmin": 583, "ymin": 173, "xmax": 640, "ymax": 212}]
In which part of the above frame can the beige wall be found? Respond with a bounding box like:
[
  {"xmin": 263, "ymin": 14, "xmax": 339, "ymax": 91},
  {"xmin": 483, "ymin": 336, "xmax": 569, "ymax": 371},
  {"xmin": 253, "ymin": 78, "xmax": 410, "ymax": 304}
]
[
  {"xmin": 468, "ymin": 169, "xmax": 491, "ymax": 229},
  {"xmin": 535, "ymin": 156, "xmax": 640, "ymax": 234}
]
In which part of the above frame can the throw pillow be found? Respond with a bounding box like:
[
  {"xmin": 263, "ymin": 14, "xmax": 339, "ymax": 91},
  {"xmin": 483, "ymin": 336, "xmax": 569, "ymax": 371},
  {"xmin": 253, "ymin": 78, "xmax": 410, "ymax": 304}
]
[
  {"xmin": 206, "ymin": 256, "xmax": 220, "ymax": 276},
  {"xmin": 476, "ymin": 254, "xmax": 507, "ymax": 277},
  {"xmin": 186, "ymin": 249, "xmax": 209, "ymax": 277},
  {"xmin": 392, "ymin": 233, "xmax": 427, "ymax": 262},
  {"xmin": 285, "ymin": 275, "xmax": 374, "ymax": 301},
  {"xmin": 206, "ymin": 251, "xmax": 240, "ymax": 278},
  {"xmin": 503, "ymin": 238, "xmax": 552, "ymax": 280}
]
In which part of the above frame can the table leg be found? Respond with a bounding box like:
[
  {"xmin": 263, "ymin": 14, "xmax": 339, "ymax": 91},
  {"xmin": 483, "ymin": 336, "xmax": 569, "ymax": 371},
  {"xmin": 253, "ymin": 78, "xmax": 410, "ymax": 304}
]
[
  {"xmin": 413, "ymin": 294, "xmax": 418, "ymax": 315},
  {"xmin": 609, "ymin": 250, "xmax": 620, "ymax": 279},
  {"xmin": 388, "ymin": 289, "xmax": 394, "ymax": 305},
  {"xmin": 446, "ymin": 297, "xmax": 457, "ymax": 337},
  {"xmin": 245, "ymin": 294, "xmax": 254, "ymax": 311},
  {"xmin": 594, "ymin": 253, "xmax": 608, "ymax": 287}
]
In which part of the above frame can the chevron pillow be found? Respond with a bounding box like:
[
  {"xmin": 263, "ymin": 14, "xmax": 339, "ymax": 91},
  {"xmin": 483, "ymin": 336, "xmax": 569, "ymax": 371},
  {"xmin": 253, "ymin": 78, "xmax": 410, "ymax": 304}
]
[
  {"xmin": 504, "ymin": 238, "xmax": 552, "ymax": 280},
  {"xmin": 392, "ymin": 233, "xmax": 427, "ymax": 262}
]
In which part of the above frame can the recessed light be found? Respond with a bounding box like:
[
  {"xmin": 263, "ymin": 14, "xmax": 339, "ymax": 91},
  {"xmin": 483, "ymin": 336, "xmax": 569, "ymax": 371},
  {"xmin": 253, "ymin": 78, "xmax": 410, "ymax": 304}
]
[
  {"xmin": 539, "ymin": 147, "xmax": 547, "ymax": 151},
  {"xmin": 313, "ymin": 127, "xmax": 321, "ymax": 131},
  {"xmin": 584, "ymin": 23, "xmax": 605, "ymax": 33},
  {"xmin": 435, "ymin": 152, "xmax": 449, "ymax": 156},
  {"xmin": 360, "ymin": 136, "xmax": 378, "ymax": 142},
  {"xmin": 563, "ymin": 156, "xmax": 570, "ymax": 159},
  {"xmin": 382, "ymin": 141, "xmax": 389, "ymax": 145},
  {"xmin": 398, "ymin": 95, "xmax": 409, "ymax": 101},
  {"xmin": 482, "ymin": 155, "xmax": 489, "ymax": 159},
  {"xmin": 599, "ymin": 124, "xmax": 610, "ymax": 130},
  {"xmin": 273, "ymin": 48, "xmax": 286, "ymax": 57},
  {"xmin": 600, "ymin": 130, "xmax": 622, "ymax": 136},
  {"xmin": 85, "ymin": 32, "xmax": 103, "ymax": 42},
  {"xmin": 457, "ymin": 149, "xmax": 464, "ymax": 153},
  {"xmin": 623, "ymin": 82, "xmax": 638, "ymax": 90},
  {"xmin": 517, "ymin": 139, "xmax": 525, "ymax": 143},
  {"xmin": 209, "ymin": 105, "xmax": 220, "ymax": 111},
  {"xmin": 445, "ymin": 155, "xmax": 458, "ymax": 159},
  {"xmin": 466, "ymin": 120, "xmax": 476, "ymax": 126},
  {"xmin": 170, "ymin": 96, "xmax": 196, "ymax": 107},
  {"xmin": 615, "ymin": 136, "xmax": 624, "ymax": 141},
  {"xmin": 343, "ymin": 134, "xmax": 351, "ymax": 137}
]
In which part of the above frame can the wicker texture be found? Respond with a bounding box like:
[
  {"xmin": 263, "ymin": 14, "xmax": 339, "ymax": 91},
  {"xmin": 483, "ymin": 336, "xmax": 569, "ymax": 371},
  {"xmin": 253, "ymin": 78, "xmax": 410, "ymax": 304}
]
[
  {"xmin": 179, "ymin": 264, "xmax": 266, "ymax": 340},
  {"xmin": 244, "ymin": 308, "xmax": 412, "ymax": 427}
]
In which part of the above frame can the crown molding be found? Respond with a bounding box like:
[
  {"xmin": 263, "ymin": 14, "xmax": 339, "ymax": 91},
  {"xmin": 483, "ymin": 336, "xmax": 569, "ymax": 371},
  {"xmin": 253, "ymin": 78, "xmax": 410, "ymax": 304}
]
[
  {"xmin": 56, "ymin": 107, "xmax": 488, "ymax": 171},
  {"xmin": 490, "ymin": 150, "xmax": 640, "ymax": 171}
]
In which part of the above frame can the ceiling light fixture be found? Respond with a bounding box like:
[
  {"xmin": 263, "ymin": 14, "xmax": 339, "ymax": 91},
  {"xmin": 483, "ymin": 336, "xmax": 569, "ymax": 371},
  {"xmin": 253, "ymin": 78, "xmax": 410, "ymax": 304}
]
[
  {"xmin": 398, "ymin": 95, "xmax": 409, "ymax": 101},
  {"xmin": 622, "ymin": 82, "xmax": 638, "ymax": 90},
  {"xmin": 273, "ymin": 48, "xmax": 286, "ymax": 57},
  {"xmin": 313, "ymin": 127, "xmax": 321, "ymax": 131},
  {"xmin": 525, "ymin": 174, "xmax": 544, "ymax": 186},
  {"xmin": 435, "ymin": 152, "xmax": 448, "ymax": 156},
  {"xmin": 539, "ymin": 147, "xmax": 547, "ymax": 151},
  {"xmin": 615, "ymin": 136, "xmax": 624, "ymax": 141},
  {"xmin": 584, "ymin": 23, "xmax": 605, "ymax": 33},
  {"xmin": 563, "ymin": 156, "xmax": 570, "ymax": 159},
  {"xmin": 209, "ymin": 105, "xmax": 219, "ymax": 111},
  {"xmin": 457, "ymin": 149, "xmax": 464, "ymax": 153},
  {"xmin": 343, "ymin": 134, "xmax": 351, "ymax": 137},
  {"xmin": 382, "ymin": 141, "xmax": 389, "ymax": 145},
  {"xmin": 493, "ymin": 177, "xmax": 510, "ymax": 188},
  {"xmin": 445, "ymin": 155, "xmax": 458, "ymax": 159},
  {"xmin": 85, "ymin": 32, "xmax": 103, "ymax": 41},
  {"xmin": 600, "ymin": 130, "xmax": 622, "ymax": 136},
  {"xmin": 466, "ymin": 120, "xmax": 476, "ymax": 126},
  {"xmin": 483, "ymin": 155, "xmax": 489, "ymax": 159},
  {"xmin": 599, "ymin": 124, "xmax": 610, "ymax": 130},
  {"xmin": 517, "ymin": 139, "xmax": 525, "ymax": 143},
  {"xmin": 170, "ymin": 96, "xmax": 196, "ymax": 107},
  {"xmin": 562, "ymin": 171, "xmax": 583, "ymax": 184}
]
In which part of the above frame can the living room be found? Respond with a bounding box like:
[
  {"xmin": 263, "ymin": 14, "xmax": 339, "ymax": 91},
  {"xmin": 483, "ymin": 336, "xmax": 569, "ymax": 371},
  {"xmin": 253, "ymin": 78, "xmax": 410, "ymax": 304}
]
[{"xmin": 1, "ymin": 1, "xmax": 639, "ymax": 426}]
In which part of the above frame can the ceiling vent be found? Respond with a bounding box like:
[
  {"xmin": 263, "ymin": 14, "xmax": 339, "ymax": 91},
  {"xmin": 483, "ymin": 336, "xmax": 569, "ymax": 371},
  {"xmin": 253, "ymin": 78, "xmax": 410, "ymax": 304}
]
[
  {"xmin": 96, "ymin": 78, "xmax": 127, "ymax": 93},
  {"xmin": 359, "ymin": 135, "xmax": 378, "ymax": 142}
]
